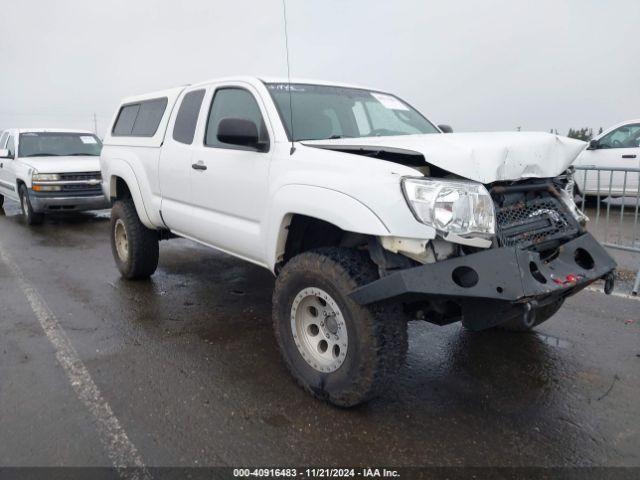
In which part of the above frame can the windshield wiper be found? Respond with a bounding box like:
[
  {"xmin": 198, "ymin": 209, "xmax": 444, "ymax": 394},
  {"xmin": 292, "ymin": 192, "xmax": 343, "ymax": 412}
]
[{"xmin": 67, "ymin": 153, "xmax": 99, "ymax": 156}]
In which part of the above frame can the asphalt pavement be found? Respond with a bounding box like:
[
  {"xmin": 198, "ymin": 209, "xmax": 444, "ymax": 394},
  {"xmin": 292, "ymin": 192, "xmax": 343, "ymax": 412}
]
[{"xmin": 0, "ymin": 199, "xmax": 639, "ymax": 469}]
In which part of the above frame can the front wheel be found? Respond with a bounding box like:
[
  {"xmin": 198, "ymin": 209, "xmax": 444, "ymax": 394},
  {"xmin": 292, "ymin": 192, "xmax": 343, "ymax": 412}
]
[
  {"xmin": 110, "ymin": 198, "xmax": 159, "ymax": 279},
  {"xmin": 19, "ymin": 185, "xmax": 44, "ymax": 225},
  {"xmin": 272, "ymin": 248, "xmax": 408, "ymax": 407}
]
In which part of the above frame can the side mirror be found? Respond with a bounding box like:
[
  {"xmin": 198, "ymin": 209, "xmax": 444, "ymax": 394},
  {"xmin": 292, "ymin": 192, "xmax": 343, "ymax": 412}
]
[
  {"xmin": 438, "ymin": 124, "xmax": 453, "ymax": 133},
  {"xmin": 588, "ymin": 139, "xmax": 599, "ymax": 150},
  {"xmin": 0, "ymin": 149, "xmax": 10, "ymax": 159},
  {"xmin": 217, "ymin": 117, "xmax": 263, "ymax": 150}
]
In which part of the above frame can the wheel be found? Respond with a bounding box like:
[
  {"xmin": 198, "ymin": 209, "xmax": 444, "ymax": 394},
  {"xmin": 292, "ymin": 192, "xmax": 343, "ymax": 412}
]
[
  {"xmin": 272, "ymin": 247, "xmax": 408, "ymax": 407},
  {"xmin": 110, "ymin": 198, "xmax": 159, "ymax": 279},
  {"xmin": 19, "ymin": 185, "xmax": 44, "ymax": 225},
  {"xmin": 496, "ymin": 299, "xmax": 564, "ymax": 332}
]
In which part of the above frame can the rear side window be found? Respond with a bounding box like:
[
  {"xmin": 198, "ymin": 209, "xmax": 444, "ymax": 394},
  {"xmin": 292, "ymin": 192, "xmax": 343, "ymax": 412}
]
[
  {"xmin": 173, "ymin": 89, "xmax": 205, "ymax": 144},
  {"xmin": 6, "ymin": 136, "xmax": 15, "ymax": 157},
  {"xmin": 112, "ymin": 105, "xmax": 139, "ymax": 135},
  {"xmin": 112, "ymin": 97, "xmax": 168, "ymax": 137}
]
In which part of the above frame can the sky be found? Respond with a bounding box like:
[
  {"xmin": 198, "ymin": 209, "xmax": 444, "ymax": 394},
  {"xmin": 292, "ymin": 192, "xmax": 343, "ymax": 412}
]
[{"xmin": 1, "ymin": 0, "xmax": 638, "ymax": 137}]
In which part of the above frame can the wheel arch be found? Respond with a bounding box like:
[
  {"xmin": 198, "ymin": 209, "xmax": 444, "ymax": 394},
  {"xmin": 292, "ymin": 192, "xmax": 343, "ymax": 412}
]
[
  {"xmin": 266, "ymin": 185, "xmax": 389, "ymax": 272},
  {"xmin": 106, "ymin": 160, "xmax": 154, "ymax": 228}
]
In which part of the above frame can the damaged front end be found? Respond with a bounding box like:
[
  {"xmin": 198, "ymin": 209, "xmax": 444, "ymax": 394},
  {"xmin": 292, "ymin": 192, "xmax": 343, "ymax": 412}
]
[{"xmin": 351, "ymin": 172, "xmax": 617, "ymax": 330}]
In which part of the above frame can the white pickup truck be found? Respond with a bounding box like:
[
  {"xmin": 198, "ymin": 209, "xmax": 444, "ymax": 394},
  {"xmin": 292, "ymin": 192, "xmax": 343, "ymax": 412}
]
[
  {"xmin": 0, "ymin": 128, "xmax": 110, "ymax": 224},
  {"xmin": 100, "ymin": 77, "xmax": 616, "ymax": 406}
]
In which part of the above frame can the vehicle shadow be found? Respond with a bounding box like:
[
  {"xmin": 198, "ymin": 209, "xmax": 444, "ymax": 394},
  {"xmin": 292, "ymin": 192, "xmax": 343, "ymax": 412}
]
[{"xmin": 45, "ymin": 210, "xmax": 111, "ymax": 226}]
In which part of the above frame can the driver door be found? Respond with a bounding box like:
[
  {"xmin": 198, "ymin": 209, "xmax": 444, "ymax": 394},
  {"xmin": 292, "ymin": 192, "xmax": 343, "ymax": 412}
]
[{"xmin": 187, "ymin": 83, "xmax": 273, "ymax": 265}]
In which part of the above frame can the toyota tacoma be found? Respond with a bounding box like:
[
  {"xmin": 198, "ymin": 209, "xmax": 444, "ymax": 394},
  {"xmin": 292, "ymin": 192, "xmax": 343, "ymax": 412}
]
[{"xmin": 100, "ymin": 77, "xmax": 616, "ymax": 406}]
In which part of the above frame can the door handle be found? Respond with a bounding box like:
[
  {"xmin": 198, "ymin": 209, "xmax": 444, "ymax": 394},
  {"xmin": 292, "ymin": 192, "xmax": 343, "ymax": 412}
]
[
  {"xmin": 191, "ymin": 162, "xmax": 207, "ymax": 171},
  {"xmin": 622, "ymin": 154, "xmax": 637, "ymax": 159}
]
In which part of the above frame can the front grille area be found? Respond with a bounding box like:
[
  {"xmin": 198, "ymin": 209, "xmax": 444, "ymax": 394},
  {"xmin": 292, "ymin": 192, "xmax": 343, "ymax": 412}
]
[
  {"xmin": 59, "ymin": 171, "xmax": 102, "ymax": 194},
  {"xmin": 60, "ymin": 172, "xmax": 101, "ymax": 182},
  {"xmin": 495, "ymin": 196, "xmax": 579, "ymax": 249},
  {"xmin": 61, "ymin": 184, "xmax": 101, "ymax": 193}
]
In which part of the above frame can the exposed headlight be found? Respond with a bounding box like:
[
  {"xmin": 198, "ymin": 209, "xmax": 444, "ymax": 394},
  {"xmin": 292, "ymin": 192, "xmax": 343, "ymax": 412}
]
[
  {"xmin": 32, "ymin": 173, "xmax": 61, "ymax": 182},
  {"xmin": 556, "ymin": 168, "xmax": 589, "ymax": 225},
  {"xmin": 402, "ymin": 178, "xmax": 496, "ymax": 237}
]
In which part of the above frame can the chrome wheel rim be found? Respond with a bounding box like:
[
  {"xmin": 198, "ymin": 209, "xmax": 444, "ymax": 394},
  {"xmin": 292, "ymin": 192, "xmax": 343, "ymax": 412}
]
[
  {"xmin": 291, "ymin": 287, "xmax": 348, "ymax": 373},
  {"xmin": 114, "ymin": 219, "xmax": 129, "ymax": 262}
]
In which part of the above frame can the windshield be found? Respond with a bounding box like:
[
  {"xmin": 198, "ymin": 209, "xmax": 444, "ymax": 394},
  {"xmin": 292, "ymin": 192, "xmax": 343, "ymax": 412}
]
[
  {"xmin": 266, "ymin": 83, "xmax": 439, "ymax": 142},
  {"xmin": 18, "ymin": 132, "xmax": 102, "ymax": 157}
]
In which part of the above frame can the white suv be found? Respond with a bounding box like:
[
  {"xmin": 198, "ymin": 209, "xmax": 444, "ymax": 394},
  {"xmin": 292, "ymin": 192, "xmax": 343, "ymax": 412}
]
[
  {"xmin": 0, "ymin": 128, "xmax": 110, "ymax": 224},
  {"xmin": 100, "ymin": 77, "xmax": 616, "ymax": 406}
]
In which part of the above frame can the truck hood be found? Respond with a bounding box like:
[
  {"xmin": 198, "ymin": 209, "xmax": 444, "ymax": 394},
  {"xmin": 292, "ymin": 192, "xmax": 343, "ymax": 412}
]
[
  {"xmin": 302, "ymin": 132, "xmax": 586, "ymax": 184},
  {"xmin": 18, "ymin": 156, "xmax": 101, "ymax": 174}
]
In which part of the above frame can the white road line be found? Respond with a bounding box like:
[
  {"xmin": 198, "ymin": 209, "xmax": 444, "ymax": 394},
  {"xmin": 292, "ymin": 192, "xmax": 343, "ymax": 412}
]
[
  {"xmin": 0, "ymin": 244, "xmax": 150, "ymax": 479},
  {"xmin": 586, "ymin": 285, "xmax": 640, "ymax": 301}
]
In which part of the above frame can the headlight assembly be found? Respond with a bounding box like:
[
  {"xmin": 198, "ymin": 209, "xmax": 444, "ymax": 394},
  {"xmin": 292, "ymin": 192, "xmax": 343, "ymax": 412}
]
[
  {"xmin": 32, "ymin": 173, "xmax": 62, "ymax": 192},
  {"xmin": 32, "ymin": 173, "xmax": 61, "ymax": 182},
  {"xmin": 402, "ymin": 177, "xmax": 496, "ymax": 238}
]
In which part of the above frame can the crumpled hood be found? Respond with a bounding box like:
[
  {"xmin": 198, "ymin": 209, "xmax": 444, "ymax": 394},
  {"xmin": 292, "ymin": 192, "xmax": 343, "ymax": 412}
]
[
  {"xmin": 302, "ymin": 132, "xmax": 586, "ymax": 184},
  {"xmin": 18, "ymin": 156, "xmax": 101, "ymax": 174}
]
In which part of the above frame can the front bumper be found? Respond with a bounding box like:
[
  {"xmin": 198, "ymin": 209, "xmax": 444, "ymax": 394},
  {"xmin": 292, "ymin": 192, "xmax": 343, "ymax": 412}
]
[
  {"xmin": 350, "ymin": 233, "xmax": 616, "ymax": 330},
  {"xmin": 30, "ymin": 191, "xmax": 111, "ymax": 213}
]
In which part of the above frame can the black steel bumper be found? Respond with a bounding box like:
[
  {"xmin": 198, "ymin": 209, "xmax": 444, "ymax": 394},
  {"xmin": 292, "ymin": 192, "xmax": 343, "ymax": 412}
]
[{"xmin": 350, "ymin": 233, "xmax": 616, "ymax": 330}]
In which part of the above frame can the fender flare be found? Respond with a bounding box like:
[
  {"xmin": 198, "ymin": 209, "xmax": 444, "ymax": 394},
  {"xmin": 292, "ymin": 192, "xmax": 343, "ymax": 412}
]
[
  {"xmin": 265, "ymin": 184, "xmax": 390, "ymax": 270},
  {"xmin": 107, "ymin": 159, "xmax": 154, "ymax": 229}
]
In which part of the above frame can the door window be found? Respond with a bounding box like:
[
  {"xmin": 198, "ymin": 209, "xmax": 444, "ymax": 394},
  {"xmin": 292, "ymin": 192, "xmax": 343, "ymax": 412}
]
[
  {"xmin": 204, "ymin": 88, "xmax": 268, "ymax": 150},
  {"xmin": 598, "ymin": 124, "xmax": 640, "ymax": 149}
]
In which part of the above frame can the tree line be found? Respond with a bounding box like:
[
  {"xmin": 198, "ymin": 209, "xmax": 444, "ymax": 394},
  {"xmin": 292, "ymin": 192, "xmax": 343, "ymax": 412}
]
[{"xmin": 549, "ymin": 127, "xmax": 604, "ymax": 141}]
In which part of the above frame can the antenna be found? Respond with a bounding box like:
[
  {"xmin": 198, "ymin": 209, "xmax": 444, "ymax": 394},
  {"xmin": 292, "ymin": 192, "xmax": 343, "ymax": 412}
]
[{"xmin": 282, "ymin": 0, "xmax": 295, "ymax": 155}]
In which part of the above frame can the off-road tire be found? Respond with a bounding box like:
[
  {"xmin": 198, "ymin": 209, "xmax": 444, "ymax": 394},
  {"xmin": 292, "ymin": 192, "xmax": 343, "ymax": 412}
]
[
  {"xmin": 19, "ymin": 185, "xmax": 44, "ymax": 225},
  {"xmin": 110, "ymin": 198, "xmax": 159, "ymax": 279},
  {"xmin": 272, "ymin": 247, "xmax": 408, "ymax": 407},
  {"xmin": 496, "ymin": 298, "xmax": 565, "ymax": 332}
]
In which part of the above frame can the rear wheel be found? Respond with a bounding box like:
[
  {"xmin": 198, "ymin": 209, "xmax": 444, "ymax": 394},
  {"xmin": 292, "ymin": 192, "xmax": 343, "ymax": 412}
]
[
  {"xmin": 496, "ymin": 299, "xmax": 564, "ymax": 332},
  {"xmin": 272, "ymin": 247, "xmax": 408, "ymax": 407},
  {"xmin": 19, "ymin": 185, "xmax": 44, "ymax": 225},
  {"xmin": 110, "ymin": 198, "xmax": 159, "ymax": 279}
]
